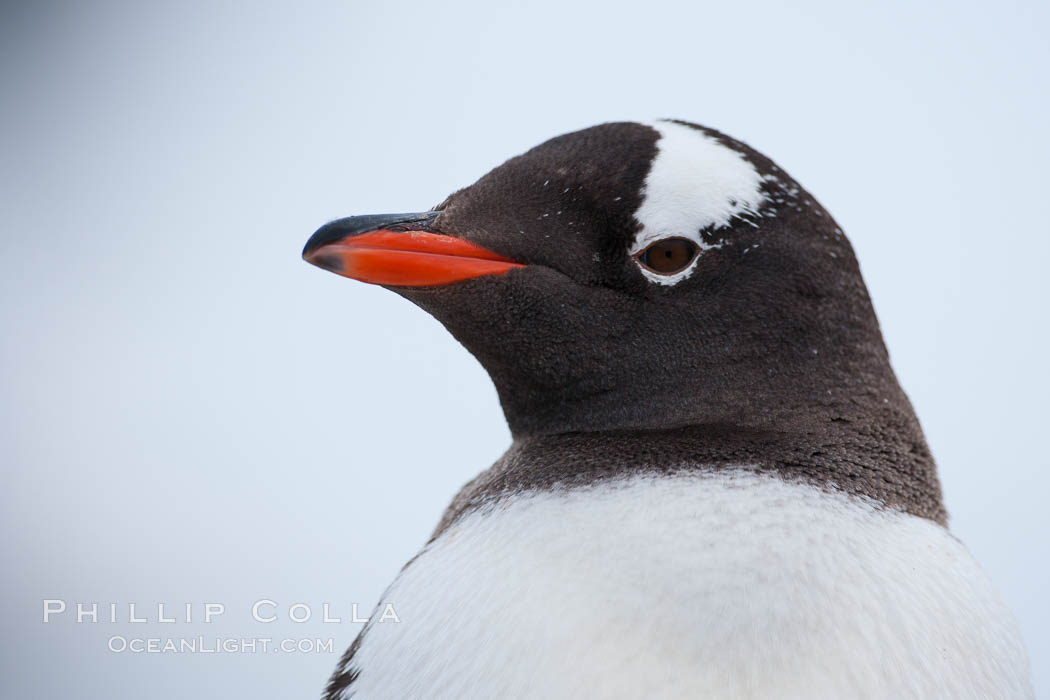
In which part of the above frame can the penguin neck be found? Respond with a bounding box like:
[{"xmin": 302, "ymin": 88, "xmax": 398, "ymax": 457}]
[
  {"xmin": 482, "ymin": 305, "xmax": 945, "ymax": 525},
  {"xmin": 484, "ymin": 349, "xmax": 946, "ymax": 524},
  {"xmin": 495, "ymin": 314, "xmax": 915, "ymax": 441},
  {"xmin": 433, "ymin": 372, "xmax": 947, "ymax": 535}
]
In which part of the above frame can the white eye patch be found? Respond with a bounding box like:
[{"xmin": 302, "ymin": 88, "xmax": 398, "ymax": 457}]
[{"xmin": 630, "ymin": 121, "xmax": 767, "ymax": 285}]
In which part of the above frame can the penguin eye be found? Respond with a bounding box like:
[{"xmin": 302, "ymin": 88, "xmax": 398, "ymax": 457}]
[{"xmin": 635, "ymin": 238, "xmax": 699, "ymax": 275}]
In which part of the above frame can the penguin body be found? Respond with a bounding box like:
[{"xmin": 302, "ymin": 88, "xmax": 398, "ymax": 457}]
[
  {"xmin": 336, "ymin": 471, "xmax": 1027, "ymax": 699},
  {"xmin": 303, "ymin": 120, "xmax": 1033, "ymax": 699}
]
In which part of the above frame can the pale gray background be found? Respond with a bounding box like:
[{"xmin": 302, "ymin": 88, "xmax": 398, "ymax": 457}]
[{"xmin": 2, "ymin": 0, "xmax": 1047, "ymax": 697}]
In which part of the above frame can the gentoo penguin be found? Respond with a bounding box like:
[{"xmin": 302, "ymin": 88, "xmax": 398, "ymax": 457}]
[{"xmin": 303, "ymin": 120, "xmax": 1033, "ymax": 699}]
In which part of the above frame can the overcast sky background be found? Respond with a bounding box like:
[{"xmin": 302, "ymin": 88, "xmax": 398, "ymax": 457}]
[{"xmin": 2, "ymin": 1, "xmax": 1047, "ymax": 697}]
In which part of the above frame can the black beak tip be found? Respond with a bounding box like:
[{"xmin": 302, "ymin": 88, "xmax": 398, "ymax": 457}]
[
  {"xmin": 302, "ymin": 220, "xmax": 347, "ymax": 260},
  {"xmin": 303, "ymin": 248, "xmax": 343, "ymax": 274},
  {"xmin": 301, "ymin": 211, "xmax": 440, "ymax": 261}
]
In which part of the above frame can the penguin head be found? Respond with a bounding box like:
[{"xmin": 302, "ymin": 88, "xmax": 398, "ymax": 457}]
[{"xmin": 304, "ymin": 120, "xmax": 899, "ymax": 439}]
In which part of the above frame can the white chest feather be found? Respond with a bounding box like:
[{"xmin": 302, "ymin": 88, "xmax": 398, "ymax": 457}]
[{"xmin": 337, "ymin": 471, "xmax": 1032, "ymax": 699}]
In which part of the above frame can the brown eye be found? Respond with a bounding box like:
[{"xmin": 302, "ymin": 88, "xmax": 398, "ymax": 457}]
[{"xmin": 636, "ymin": 238, "xmax": 699, "ymax": 274}]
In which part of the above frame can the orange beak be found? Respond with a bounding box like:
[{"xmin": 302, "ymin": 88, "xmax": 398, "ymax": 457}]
[{"xmin": 303, "ymin": 214, "xmax": 524, "ymax": 287}]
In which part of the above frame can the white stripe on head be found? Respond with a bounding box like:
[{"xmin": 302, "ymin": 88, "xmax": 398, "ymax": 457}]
[{"xmin": 631, "ymin": 121, "xmax": 766, "ymax": 285}]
